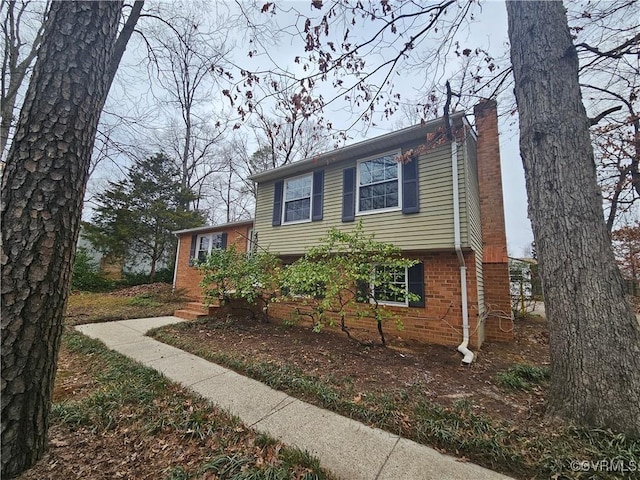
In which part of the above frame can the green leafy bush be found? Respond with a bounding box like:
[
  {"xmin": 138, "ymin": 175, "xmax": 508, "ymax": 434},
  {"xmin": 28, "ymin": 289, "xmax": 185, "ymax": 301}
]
[
  {"xmin": 197, "ymin": 246, "xmax": 281, "ymax": 320},
  {"xmin": 281, "ymin": 222, "xmax": 418, "ymax": 345},
  {"xmin": 71, "ymin": 248, "xmax": 114, "ymax": 292}
]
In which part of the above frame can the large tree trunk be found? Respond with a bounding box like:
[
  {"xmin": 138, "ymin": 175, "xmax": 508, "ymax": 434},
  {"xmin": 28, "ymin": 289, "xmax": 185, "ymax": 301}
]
[
  {"xmin": 506, "ymin": 1, "xmax": 640, "ymax": 434},
  {"xmin": 1, "ymin": 2, "xmax": 124, "ymax": 477}
]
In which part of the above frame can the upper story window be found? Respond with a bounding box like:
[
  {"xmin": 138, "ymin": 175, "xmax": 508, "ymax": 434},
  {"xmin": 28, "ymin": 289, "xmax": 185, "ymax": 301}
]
[
  {"xmin": 283, "ymin": 174, "xmax": 313, "ymax": 224},
  {"xmin": 357, "ymin": 153, "xmax": 401, "ymax": 214},
  {"xmin": 272, "ymin": 171, "xmax": 324, "ymax": 227},
  {"xmin": 197, "ymin": 232, "xmax": 225, "ymax": 261}
]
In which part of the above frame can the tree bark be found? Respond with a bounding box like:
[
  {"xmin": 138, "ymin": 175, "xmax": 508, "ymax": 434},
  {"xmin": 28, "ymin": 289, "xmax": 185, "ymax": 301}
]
[
  {"xmin": 1, "ymin": 2, "xmax": 125, "ymax": 477},
  {"xmin": 507, "ymin": 1, "xmax": 640, "ymax": 434}
]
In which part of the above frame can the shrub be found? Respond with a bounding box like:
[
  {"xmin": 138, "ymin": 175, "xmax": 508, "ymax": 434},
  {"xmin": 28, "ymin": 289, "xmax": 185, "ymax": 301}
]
[
  {"xmin": 198, "ymin": 246, "xmax": 281, "ymax": 320},
  {"xmin": 281, "ymin": 222, "xmax": 418, "ymax": 345},
  {"xmin": 120, "ymin": 266, "xmax": 174, "ymax": 286},
  {"xmin": 71, "ymin": 248, "xmax": 114, "ymax": 292}
]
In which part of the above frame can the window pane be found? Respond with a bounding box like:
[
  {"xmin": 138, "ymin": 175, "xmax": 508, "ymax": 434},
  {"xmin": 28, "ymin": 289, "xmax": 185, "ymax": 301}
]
[
  {"xmin": 359, "ymin": 156, "xmax": 397, "ymax": 186},
  {"xmin": 358, "ymin": 155, "xmax": 399, "ymax": 212},
  {"xmin": 374, "ymin": 265, "xmax": 407, "ymax": 304},
  {"xmin": 283, "ymin": 175, "xmax": 312, "ymax": 222},
  {"xmin": 199, "ymin": 236, "xmax": 210, "ymax": 252},
  {"xmin": 211, "ymin": 233, "xmax": 223, "ymax": 249},
  {"xmin": 359, "ymin": 180, "xmax": 398, "ymax": 211},
  {"xmin": 285, "ymin": 176, "xmax": 312, "ymax": 201},
  {"xmin": 284, "ymin": 198, "xmax": 311, "ymax": 222}
]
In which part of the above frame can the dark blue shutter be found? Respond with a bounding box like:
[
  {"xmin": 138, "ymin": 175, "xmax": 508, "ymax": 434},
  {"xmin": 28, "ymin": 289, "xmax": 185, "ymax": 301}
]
[
  {"xmin": 355, "ymin": 279, "xmax": 369, "ymax": 303},
  {"xmin": 408, "ymin": 262, "xmax": 425, "ymax": 307},
  {"xmin": 272, "ymin": 180, "xmax": 284, "ymax": 226},
  {"xmin": 221, "ymin": 232, "xmax": 228, "ymax": 249},
  {"xmin": 342, "ymin": 167, "xmax": 356, "ymax": 222},
  {"xmin": 402, "ymin": 155, "xmax": 420, "ymax": 214},
  {"xmin": 312, "ymin": 170, "xmax": 324, "ymax": 221},
  {"xmin": 188, "ymin": 234, "xmax": 197, "ymax": 266}
]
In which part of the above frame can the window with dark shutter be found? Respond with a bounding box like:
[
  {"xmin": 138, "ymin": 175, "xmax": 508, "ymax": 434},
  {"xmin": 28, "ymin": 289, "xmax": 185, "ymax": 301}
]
[
  {"xmin": 220, "ymin": 232, "xmax": 228, "ymax": 249},
  {"xmin": 188, "ymin": 234, "xmax": 197, "ymax": 266},
  {"xmin": 312, "ymin": 170, "xmax": 324, "ymax": 221},
  {"xmin": 402, "ymin": 155, "xmax": 420, "ymax": 214},
  {"xmin": 342, "ymin": 167, "xmax": 356, "ymax": 222},
  {"xmin": 408, "ymin": 262, "xmax": 425, "ymax": 307},
  {"xmin": 358, "ymin": 154, "xmax": 400, "ymax": 212},
  {"xmin": 272, "ymin": 180, "xmax": 284, "ymax": 226}
]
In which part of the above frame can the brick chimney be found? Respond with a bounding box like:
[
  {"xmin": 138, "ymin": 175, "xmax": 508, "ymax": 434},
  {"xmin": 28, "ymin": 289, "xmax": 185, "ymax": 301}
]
[{"xmin": 474, "ymin": 99, "xmax": 514, "ymax": 341}]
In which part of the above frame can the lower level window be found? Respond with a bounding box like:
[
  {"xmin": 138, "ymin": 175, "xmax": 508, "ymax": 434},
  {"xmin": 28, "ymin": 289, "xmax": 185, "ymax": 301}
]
[
  {"xmin": 372, "ymin": 265, "xmax": 408, "ymax": 306},
  {"xmin": 197, "ymin": 233, "xmax": 224, "ymax": 261}
]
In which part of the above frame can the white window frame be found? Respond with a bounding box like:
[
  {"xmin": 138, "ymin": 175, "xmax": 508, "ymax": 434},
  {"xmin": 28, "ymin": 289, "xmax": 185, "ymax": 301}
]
[
  {"xmin": 282, "ymin": 173, "xmax": 313, "ymax": 225},
  {"xmin": 356, "ymin": 150, "xmax": 402, "ymax": 216},
  {"xmin": 247, "ymin": 228, "xmax": 255, "ymax": 256},
  {"xmin": 196, "ymin": 232, "xmax": 224, "ymax": 261},
  {"xmin": 370, "ymin": 265, "xmax": 409, "ymax": 307}
]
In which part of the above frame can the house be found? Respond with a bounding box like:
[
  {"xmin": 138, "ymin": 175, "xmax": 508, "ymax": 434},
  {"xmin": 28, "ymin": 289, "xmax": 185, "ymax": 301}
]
[
  {"xmin": 172, "ymin": 219, "xmax": 254, "ymax": 318},
  {"xmin": 173, "ymin": 99, "xmax": 513, "ymax": 355}
]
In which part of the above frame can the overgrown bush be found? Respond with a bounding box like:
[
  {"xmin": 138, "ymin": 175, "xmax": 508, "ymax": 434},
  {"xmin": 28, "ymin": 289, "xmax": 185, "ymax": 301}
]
[
  {"xmin": 71, "ymin": 248, "xmax": 114, "ymax": 292},
  {"xmin": 280, "ymin": 222, "xmax": 418, "ymax": 345},
  {"xmin": 197, "ymin": 246, "xmax": 281, "ymax": 320}
]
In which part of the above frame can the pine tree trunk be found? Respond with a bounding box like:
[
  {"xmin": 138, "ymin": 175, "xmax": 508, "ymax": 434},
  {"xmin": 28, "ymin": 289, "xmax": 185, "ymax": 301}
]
[
  {"xmin": 1, "ymin": 2, "xmax": 124, "ymax": 477},
  {"xmin": 506, "ymin": 1, "xmax": 640, "ymax": 434}
]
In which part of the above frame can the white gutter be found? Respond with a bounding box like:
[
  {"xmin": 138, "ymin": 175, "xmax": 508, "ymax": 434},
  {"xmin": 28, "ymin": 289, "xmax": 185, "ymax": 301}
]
[
  {"xmin": 172, "ymin": 238, "xmax": 180, "ymax": 292},
  {"xmin": 451, "ymin": 137, "xmax": 474, "ymax": 365}
]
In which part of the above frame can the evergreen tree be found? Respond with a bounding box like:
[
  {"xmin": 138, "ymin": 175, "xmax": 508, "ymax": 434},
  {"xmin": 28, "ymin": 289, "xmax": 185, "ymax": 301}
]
[{"xmin": 85, "ymin": 153, "xmax": 205, "ymax": 281}]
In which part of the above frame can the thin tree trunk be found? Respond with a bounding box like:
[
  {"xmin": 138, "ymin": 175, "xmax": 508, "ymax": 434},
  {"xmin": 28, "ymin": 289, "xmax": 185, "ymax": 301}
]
[
  {"xmin": 507, "ymin": 1, "xmax": 640, "ymax": 434},
  {"xmin": 1, "ymin": 2, "xmax": 125, "ymax": 477}
]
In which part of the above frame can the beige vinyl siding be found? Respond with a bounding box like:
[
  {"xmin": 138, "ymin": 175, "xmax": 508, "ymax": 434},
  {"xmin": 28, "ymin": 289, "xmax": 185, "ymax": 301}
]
[
  {"xmin": 254, "ymin": 143, "xmax": 468, "ymax": 255},
  {"xmin": 463, "ymin": 133, "xmax": 486, "ymax": 321}
]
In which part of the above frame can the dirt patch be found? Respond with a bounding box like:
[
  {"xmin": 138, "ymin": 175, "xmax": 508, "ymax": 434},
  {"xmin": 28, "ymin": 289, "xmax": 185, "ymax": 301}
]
[
  {"xmin": 65, "ymin": 284, "xmax": 186, "ymax": 326},
  {"xmin": 163, "ymin": 314, "xmax": 550, "ymax": 425},
  {"xmin": 107, "ymin": 283, "xmax": 176, "ymax": 298}
]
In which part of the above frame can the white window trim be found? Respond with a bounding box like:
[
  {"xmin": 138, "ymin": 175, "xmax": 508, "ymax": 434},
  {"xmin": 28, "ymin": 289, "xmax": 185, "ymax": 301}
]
[
  {"xmin": 247, "ymin": 228, "xmax": 255, "ymax": 257},
  {"xmin": 370, "ymin": 265, "xmax": 409, "ymax": 307},
  {"xmin": 356, "ymin": 150, "xmax": 402, "ymax": 216},
  {"xmin": 282, "ymin": 172, "xmax": 313, "ymax": 225}
]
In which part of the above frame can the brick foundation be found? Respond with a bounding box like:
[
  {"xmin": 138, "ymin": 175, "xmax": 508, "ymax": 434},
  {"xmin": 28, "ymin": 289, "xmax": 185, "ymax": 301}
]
[{"xmin": 269, "ymin": 251, "xmax": 485, "ymax": 348}]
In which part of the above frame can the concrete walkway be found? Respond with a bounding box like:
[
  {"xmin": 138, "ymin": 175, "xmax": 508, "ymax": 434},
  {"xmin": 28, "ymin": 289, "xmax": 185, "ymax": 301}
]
[{"xmin": 76, "ymin": 317, "xmax": 514, "ymax": 480}]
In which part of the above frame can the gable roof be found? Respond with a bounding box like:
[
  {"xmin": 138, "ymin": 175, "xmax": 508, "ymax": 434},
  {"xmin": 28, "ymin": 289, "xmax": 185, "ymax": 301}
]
[{"xmin": 249, "ymin": 111, "xmax": 470, "ymax": 183}]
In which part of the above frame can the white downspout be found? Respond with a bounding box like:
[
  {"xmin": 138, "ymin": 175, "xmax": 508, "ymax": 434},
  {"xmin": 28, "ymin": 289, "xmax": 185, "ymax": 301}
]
[
  {"xmin": 172, "ymin": 235, "xmax": 181, "ymax": 292},
  {"xmin": 451, "ymin": 137, "xmax": 474, "ymax": 364}
]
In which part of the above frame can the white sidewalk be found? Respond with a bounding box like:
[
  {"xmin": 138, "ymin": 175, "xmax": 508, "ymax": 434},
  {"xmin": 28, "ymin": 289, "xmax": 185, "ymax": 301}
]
[{"xmin": 76, "ymin": 316, "xmax": 515, "ymax": 480}]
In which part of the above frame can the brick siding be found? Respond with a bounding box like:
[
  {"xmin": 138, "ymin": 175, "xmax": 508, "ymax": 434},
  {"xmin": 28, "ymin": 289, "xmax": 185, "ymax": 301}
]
[
  {"xmin": 474, "ymin": 99, "xmax": 514, "ymax": 341},
  {"xmin": 174, "ymin": 224, "xmax": 252, "ymax": 300},
  {"xmin": 268, "ymin": 251, "xmax": 485, "ymax": 348}
]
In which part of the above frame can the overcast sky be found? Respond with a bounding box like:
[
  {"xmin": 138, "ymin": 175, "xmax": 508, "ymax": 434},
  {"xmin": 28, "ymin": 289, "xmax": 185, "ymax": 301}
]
[
  {"xmin": 104, "ymin": 0, "xmax": 534, "ymax": 255},
  {"xmin": 238, "ymin": 0, "xmax": 534, "ymax": 255}
]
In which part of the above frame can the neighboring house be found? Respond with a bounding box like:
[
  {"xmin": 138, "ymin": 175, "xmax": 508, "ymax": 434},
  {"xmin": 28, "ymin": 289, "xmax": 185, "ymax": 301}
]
[
  {"xmin": 77, "ymin": 227, "xmax": 170, "ymax": 280},
  {"xmin": 509, "ymin": 258, "xmax": 537, "ymax": 300},
  {"xmin": 76, "ymin": 228, "xmax": 123, "ymax": 280},
  {"xmin": 173, "ymin": 99, "xmax": 513, "ymax": 351}
]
